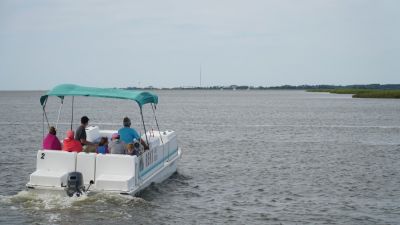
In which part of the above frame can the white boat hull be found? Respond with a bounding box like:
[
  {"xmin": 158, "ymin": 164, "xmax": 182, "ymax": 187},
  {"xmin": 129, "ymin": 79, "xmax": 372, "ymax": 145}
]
[
  {"xmin": 26, "ymin": 129, "xmax": 182, "ymax": 196},
  {"xmin": 127, "ymin": 149, "xmax": 181, "ymax": 195}
]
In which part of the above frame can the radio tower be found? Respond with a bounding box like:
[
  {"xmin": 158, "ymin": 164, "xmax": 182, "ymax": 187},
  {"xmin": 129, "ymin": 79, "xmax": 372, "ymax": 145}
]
[{"xmin": 199, "ymin": 64, "xmax": 202, "ymax": 88}]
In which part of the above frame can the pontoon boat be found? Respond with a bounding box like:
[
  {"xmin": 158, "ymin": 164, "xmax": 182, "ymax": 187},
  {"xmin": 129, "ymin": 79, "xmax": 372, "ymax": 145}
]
[{"xmin": 26, "ymin": 84, "xmax": 182, "ymax": 196}]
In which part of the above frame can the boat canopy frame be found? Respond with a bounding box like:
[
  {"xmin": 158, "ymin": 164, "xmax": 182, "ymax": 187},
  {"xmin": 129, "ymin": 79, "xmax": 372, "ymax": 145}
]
[
  {"xmin": 40, "ymin": 84, "xmax": 162, "ymax": 146},
  {"xmin": 40, "ymin": 84, "xmax": 158, "ymax": 108}
]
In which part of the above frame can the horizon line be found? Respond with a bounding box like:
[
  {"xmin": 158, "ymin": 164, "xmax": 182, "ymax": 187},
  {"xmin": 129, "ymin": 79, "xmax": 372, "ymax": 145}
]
[{"xmin": 0, "ymin": 83, "xmax": 400, "ymax": 91}]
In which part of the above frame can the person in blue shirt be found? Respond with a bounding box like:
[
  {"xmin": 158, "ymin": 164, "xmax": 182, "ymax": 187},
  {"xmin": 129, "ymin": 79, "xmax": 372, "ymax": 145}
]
[
  {"xmin": 96, "ymin": 137, "xmax": 109, "ymax": 154},
  {"xmin": 118, "ymin": 117, "xmax": 148, "ymax": 149}
]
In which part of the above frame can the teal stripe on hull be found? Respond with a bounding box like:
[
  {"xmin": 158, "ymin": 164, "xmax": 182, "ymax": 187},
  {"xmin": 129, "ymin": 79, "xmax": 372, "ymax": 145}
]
[{"xmin": 139, "ymin": 148, "xmax": 179, "ymax": 178}]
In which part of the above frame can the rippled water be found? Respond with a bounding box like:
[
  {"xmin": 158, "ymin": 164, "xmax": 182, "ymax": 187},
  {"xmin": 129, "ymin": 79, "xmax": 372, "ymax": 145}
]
[{"xmin": 0, "ymin": 90, "xmax": 400, "ymax": 224}]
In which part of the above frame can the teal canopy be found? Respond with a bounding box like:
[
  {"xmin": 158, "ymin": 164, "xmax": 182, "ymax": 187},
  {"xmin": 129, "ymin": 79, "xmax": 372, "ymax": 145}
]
[{"xmin": 40, "ymin": 84, "xmax": 158, "ymax": 108}]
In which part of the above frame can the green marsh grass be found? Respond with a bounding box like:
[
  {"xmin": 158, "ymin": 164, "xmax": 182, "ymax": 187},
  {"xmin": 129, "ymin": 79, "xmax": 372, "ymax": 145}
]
[{"xmin": 307, "ymin": 89, "xmax": 400, "ymax": 99}]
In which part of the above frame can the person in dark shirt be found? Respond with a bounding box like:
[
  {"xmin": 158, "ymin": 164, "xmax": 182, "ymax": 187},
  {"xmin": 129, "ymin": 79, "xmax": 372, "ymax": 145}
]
[{"xmin": 75, "ymin": 116, "xmax": 96, "ymax": 152}]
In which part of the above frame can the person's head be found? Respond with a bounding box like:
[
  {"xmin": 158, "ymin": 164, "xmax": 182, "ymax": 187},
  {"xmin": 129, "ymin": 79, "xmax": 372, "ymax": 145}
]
[
  {"xmin": 81, "ymin": 116, "xmax": 89, "ymax": 127},
  {"xmin": 123, "ymin": 117, "xmax": 131, "ymax": 127},
  {"xmin": 49, "ymin": 126, "xmax": 57, "ymax": 135},
  {"xmin": 112, "ymin": 133, "xmax": 120, "ymax": 140},
  {"xmin": 99, "ymin": 137, "xmax": 108, "ymax": 146},
  {"xmin": 127, "ymin": 143, "xmax": 134, "ymax": 152},
  {"xmin": 133, "ymin": 139, "xmax": 141, "ymax": 149},
  {"xmin": 126, "ymin": 143, "xmax": 134, "ymax": 155},
  {"xmin": 66, "ymin": 130, "xmax": 74, "ymax": 139}
]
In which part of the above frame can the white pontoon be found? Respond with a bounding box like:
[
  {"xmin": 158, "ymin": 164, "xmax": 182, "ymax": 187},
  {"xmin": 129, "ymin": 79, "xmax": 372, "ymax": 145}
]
[{"xmin": 26, "ymin": 84, "xmax": 182, "ymax": 196}]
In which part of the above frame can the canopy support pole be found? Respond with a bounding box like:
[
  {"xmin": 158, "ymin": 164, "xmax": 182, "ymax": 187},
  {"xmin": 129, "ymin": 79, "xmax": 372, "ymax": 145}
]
[
  {"xmin": 70, "ymin": 97, "xmax": 74, "ymax": 130},
  {"xmin": 140, "ymin": 106, "xmax": 149, "ymax": 147},
  {"xmin": 151, "ymin": 104, "xmax": 163, "ymax": 144},
  {"xmin": 151, "ymin": 103, "xmax": 165, "ymax": 160},
  {"xmin": 55, "ymin": 98, "xmax": 64, "ymax": 130},
  {"xmin": 43, "ymin": 101, "xmax": 50, "ymax": 130},
  {"xmin": 42, "ymin": 98, "xmax": 49, "ymax": 138},
  {"xmin": 42, "ymin": 107, "xmax": 45, "ymax": 139}
]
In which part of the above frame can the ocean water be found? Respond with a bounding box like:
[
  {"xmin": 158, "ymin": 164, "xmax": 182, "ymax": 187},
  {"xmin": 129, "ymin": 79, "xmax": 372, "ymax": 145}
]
[{"xmin": 0, "ymin": 90, "xmax": 399, "ymax": 225}]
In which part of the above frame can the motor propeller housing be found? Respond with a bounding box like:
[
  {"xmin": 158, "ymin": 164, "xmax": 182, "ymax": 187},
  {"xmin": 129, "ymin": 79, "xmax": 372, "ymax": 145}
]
[{"xmin": 65, "ymin": 172, "xmax": 85, "ymax": 197}]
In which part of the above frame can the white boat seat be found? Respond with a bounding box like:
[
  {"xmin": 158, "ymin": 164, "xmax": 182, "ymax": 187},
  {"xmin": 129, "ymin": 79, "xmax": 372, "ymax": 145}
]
[
  {"xmin": 95, "ymin": 154, "xmax": 136, "ymax": 192},
  {"xmin": 30, "ymin": 171, "xmax": 69, "ymax": 187},
  {"xmin": 95, "ymin": 175, "xmax": 134, "ymax": 192},
  {"xmin": 76, "ymin": 152, "xmax": 96, "ymax": 186},
  {"xmin": 28, "ymin": 150, "xmax": 77, "ymax": 187}
]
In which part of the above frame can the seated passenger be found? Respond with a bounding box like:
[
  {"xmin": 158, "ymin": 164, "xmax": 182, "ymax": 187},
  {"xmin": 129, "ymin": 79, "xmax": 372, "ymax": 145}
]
[
  {"xmin": 126, "ymin": 140, "xmax": 144, "ymax": 156},
  {"xmin": 63, "ymin": 130, "xmax": 82, "ymax": 152},
  {"xmin": 126, "ymin": 143, "xmax": 135, "ymax": 156},
  {"xmin": 108, "ymin": 133, "xmax": 126, "ymax": 154},
  {"xmin": 42, "ymin": 126, "xmax": 62, "ymax": 150},
  {"xmin": 75, "ymin": 116, "xmax": 97, "ymax": 153},
  {"xmin": 118, "ymin": 117, "xmax": 149, "ymax": 149},
  {"xmin": 96, "ymin": 137, "xmax": 109, "ymax": 154}
]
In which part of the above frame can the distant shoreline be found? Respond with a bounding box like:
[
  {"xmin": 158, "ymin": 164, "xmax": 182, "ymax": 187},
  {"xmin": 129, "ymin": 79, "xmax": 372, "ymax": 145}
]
[
  {"xmin": 129, "ymin": 84, "xmax": 400, "ymax": 99},
  {"xmin": 2, "ymin": 84, "xmax": 400, "ymax": 99},
  {"xmin": 127, "ymin": 84, "xmax": 400, "ymax": 91}
]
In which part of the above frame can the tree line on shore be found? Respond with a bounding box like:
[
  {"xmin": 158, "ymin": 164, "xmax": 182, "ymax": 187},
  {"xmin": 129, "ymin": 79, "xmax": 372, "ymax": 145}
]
[
  {"xmin": 126, "ymin": 84, "xmax": 400, "ymax": 90},
  {"xmin": 125, "ymin": 84, "xmax": 400, "ymax": 98}
]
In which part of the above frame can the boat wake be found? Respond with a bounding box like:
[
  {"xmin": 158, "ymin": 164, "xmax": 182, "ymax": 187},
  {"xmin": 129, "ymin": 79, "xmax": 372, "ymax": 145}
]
[
  {"xmin": 0, "ymin": 190, "xmax": 151, "ymax": 224},
  {"xmin": 0, "ymin": 190, "xmax": 80, "ymax": 210},
  {"xmin": 0, "ymin": 190, "xmax": 148, "ymax": 211},
  {"xmin": 0, "ymin": 174, "xmax": 191, "ymax": 224}
]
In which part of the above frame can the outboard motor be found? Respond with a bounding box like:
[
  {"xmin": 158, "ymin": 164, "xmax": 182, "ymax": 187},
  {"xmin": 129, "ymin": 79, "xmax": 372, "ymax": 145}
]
[{"xmin": 65, "ymin": 172, "xmax": 85, "ymax": 197}]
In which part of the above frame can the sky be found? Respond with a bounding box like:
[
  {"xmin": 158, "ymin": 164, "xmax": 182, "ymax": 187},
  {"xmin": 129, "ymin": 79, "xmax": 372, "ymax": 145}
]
[{"xmin": 0, "ymin": 0, "xmax": 399, "ymax": 90}]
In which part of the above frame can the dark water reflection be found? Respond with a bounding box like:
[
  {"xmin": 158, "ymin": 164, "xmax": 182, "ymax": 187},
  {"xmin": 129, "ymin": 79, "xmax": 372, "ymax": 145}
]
[{"xmin": 0, "ymin": 90, "xmax": 399, "ymax": 224}]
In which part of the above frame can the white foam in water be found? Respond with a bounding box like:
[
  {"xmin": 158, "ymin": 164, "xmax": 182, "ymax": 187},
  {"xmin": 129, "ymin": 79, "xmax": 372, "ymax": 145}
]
[
  {"xmin": 2, "ymin": 190, "xmax": 147, "ymax": 212},
  {"xmin": 0, "ymin": 194, "xmax": 12, "ymax": 205},
  {"xmin": 0, "ymin": 190, "xmax": 150, "ymax": 225},
  {"xmin": 47, "ymin": 213, "xmax": 61, "ymax": 223},
  {"xmin": 88, "ymin": 192, "xmax": 147, "ymax": 205},
  {"xmin": 1, "ymin": 190, "xmax": 89, "ymax": 210}
]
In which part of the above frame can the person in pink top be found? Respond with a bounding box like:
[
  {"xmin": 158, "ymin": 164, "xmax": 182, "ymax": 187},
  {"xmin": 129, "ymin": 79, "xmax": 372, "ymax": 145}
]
[
  {"xmin": 42, "ymin": 126, "xmax": 62, "ymax": 150},
  {"xmin": 62, "ymin": 130, "xmax": 83, "ymax": 152}
]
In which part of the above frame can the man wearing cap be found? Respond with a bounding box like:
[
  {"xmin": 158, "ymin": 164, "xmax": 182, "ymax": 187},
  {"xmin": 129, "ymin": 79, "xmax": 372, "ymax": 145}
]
[
  {"xmin": 108, "ymin": 133, "xmax": 126, "ymax": 154},
  {"xmin": 118, "ymin": 117, "xmax": 148, "ymax": 149}
]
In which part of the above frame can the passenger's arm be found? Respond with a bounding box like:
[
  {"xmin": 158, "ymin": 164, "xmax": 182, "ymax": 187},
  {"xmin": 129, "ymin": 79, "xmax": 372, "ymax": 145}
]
[
  {"xmin": 140, "ymin": 138, "xmax": 149, "ymax": 150},
  {"xmin": 80, "ymin": 139, "xmax": 93, "ymax": 145}
]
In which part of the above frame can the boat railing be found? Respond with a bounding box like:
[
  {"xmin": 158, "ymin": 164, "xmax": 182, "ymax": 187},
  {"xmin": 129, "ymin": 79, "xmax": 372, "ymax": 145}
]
[
  {"xmin": 137, "ymin": 145, "xmax": 163, "ymax": 180},
  {"xmin": 136, "ymin": 142, "xmax": 176, "ymax": 177}
]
